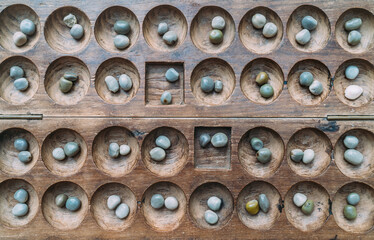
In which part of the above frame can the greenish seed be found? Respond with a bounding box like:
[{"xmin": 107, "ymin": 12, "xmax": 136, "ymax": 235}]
[
  {"xmin": 204, "ymin": 210, "xmax": 219, "ymax": 225},
  {"xmin": 345, "ymin": 65, "xmax": 359, "ymax": 80},
  {"xmin": 199, "ymin": 133, "xmax": 211, "ymax": 148},
  {"xmin": 309, "ymin": 80, "xmax": 323, "ymax": 96},
  {"xmin": 18, "ymin": 151, "xmax": 32, "ymax": 163},
  {"xmin": 151, "ymin": 194, "xmax": 164, "ymax": 209},
  {"xmin": 55, "ymin": 193, "xmax": 68, "ymax": 207},
  {"xmin": 107, "ymin": 195, "xmax": 121, "ymax": 210},
  {"xmin": 251, "ymin": 13, "xmax": 266, "ymax": 29},
  {"xmin": 343, "ymin": 205, "xmax": 357, "ymax": 220},
  {"xmin": 114, "ymin": 20, "xmax": 130, "ymax": 35},
  {"xmin": 119, "ymin": 144, "xmax": 131, "ymax": 156},
  {"xmin": 114, "ymin": 35, "xmax": 130, "ymax": 49},
  {"xmin": 59, "ymin": 77, "xmax": 73, "ymax": 93},
  {"xmin": 259, "ymin": 84, "xmax": 274, "ymax": 98},
  {"xmin": 115, "ymin": 203, "xmax": 130, "ymax": 219},
  {"xmin": 63, "ymin": 13, "xmax": 77, "ymax": 28},
  {"xmin": 14, "ymin": 189, "xmax": 28, "ymax": 203},
  {"xmin": 344, "ymin": 18, "xmax": 362, "ymax": 31},
  {"xmin": 10, "ymin": 66, "xmax": 24, "ymax": 79},
  {"xmin": 13, "ymin": 31, "xmax": 27, "ymax": 47},
  {"xmin": 348, "ymin": 30, "xmax": 361, "ymax": 46},
  {"xmin": 301, "ymin": 199, "xmax": 314, "ymax": 215},
  {"xmin": 207, "ymin": 196, "xmax": 222, "ymax": 211},
  {"xmin": 52, "ymin": 147, "xmax": 65, "ymax": 161},
  {"xmin": 149, "ymin": 147, "xmax": 166, "ymax": 161},
  {"xmin": 160, "ymin": 91, "xmax": 172, "ymax": 105},
  {"xmin": 343, "ymin": 135, "xmax": 359, "ymax": 149},
  {"xmin": 347, "ymin": 192, "xmax": 360, "ymax": 206},
  {"xmin": 250, "ymin": 137, "xmax": 263, "ymax": 151},
  {"xmin": 201, "ymin": 76, "xmax": 214, "ymax": 93},
  {"xmin": 70, "ymin": 24, "xmax": 84, "ymax": 40},
  {"xmin": 262, "ymin": 22, "xmax": 278, "ymax": 38},
  {"xmin": 211, "ymin": 132, "xmax": 228, "ymax": 148},
  {"xmin": 165, "ymin": 68, "xmax": 179, "ymax": 82},
  {"xmin": 214, "ymin": 80, "xmax": 223, "ymax": 93},
  {"xmin": 290, "ymin": 149, "xmax": 304, "ymax": 163},
  {"xmin": 14, "ymin": 78, "xmax": 29, "ymax": 91},
  {"xmin": 209, "ymin": 29, "xmax": 223, "ymax": 44},
  {"xmin": 20, "ymin": 19, "xmax": 36, "ymax": 36},
  {"xmin": 164, "ymin": 196, "xmax": 179, "ymax": 210},
  {"xmin": 256, "ymin": 72, "xmax": 269, "ymax": 86},
  {"xmin": 301, "ymin": 16, "xmax": 318, "ymax": 31},
  {"xmin": 295, "ymin": 29, "xmax": 311, "ymax": 45},
  {"xmin": 157, "ymin": 22, "xmax": 168, "ymax": 36},
  {"xmin": 105, "ymin": 76, "xmax": 119, "ymax": 93},
  {"xmin": 109, "ymin": 142, "xmax": 120, "ymax": 158},
  {"xmin": 344, "ymin": 149, "xmax": 363, "ymax": 166},
  {"xmin": 163, "ymin": 31, "xmax": 178, "ymax": 45},
  {"xmin": 14, "ymin": 138, "xmax": 28, "ymax": 151},
  {"xmin": 299, "ymin": 71, "xmax": 314, "ymax": 87},
  {"xmin": 119, "ymin": 74, "xmax": 133, "ymax": 91},
  {"xmin": 12, "ymin": 203, "xmax": 28, "ymax": 217},
  {"xmin": 302, "ymin": 149, "xmax": 314, "ymax": 164},
  {"xmin": 155, "ymin": 135, "xmax": 171, "ymax": 150},
  {"xmin": 256, "ymin": 148, "xmax": 272, "ymax": 164},
  {"xmin": 65, "ymin": 196, "xmax": 81, "ymax": 212},
  {"xmin": 64, "ymin": 142, "xmax": 80, "ymax": 157},
  {"xmin": 258, "ymin": 193, "xmax": 270, "ymax": 213},
  {"xmin": 63, "ymin": 72, "xmax": 78, "ymax": 82},
  {"xmin": 211, "ymin": 16, "xmax": 226, "ymax": 30}
]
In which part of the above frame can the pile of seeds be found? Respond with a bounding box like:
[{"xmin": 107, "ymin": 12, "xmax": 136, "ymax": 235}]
[
  {"xmin": 55, "ymin": 193, "xmax": 81, "ymax": 212},
  {"xmin": 343, "ymin": 135, "xmax": 363, "ymax": 166},
  {"xmin": 59, "ymin": 72, "xmax": 78, "ymax": 93},
  {"xmin": 161, "ymin": 68, "xmax": 180, "ymax": 105},
  {"xmin": 344, "ymin": 65, "xmax": 363, "ymax": 100},
  {"xmin": 299, "ymin": 71, "xmax": 323, "ymax": 96},
  {"xmin": 157, "ymin": 22, "xmax": 178, "ymax": 46},
  {"xmin": 209, "ymin": 16, "xmax": 225, "ymax": 44},
  {"xmin": 251, "ymin": 13, "xmax": 278, "ymax": 38},
  {"xmin": 296, "ymin": 15, "xmax": 318, "ymax": 45},
  {"xmin": 204, "ymin": 196, "xmax": 222, "ymax": 225},
  {"xmin": 293, "ymin": 193, "xmax": 314, "ymax": 215},
  {"xmin": 52, "ymin": 142, "xmax": 80, "ymax": 161},
  {"xmin": 290, "ymin": 148, "xmax": 315, "ymax": 165},
  {"xmin": 344, "ymin": 18, "xmax": 362, "ymax": 46},
  {"xmin": 105, "ymin": 74, "xmax": 133, "ymax": 93},
  {"xmin": 63, "ymin": 13, "xmax": 84, "ymax": 40},
  {"xmin": 113, "ymin": 20, "xmax": 131, "ymax": 50},
  {"xmin": 10, "ymin": 65, "xmax": 29, "ymax": 92},
  {"xmin": 14, "ymin": 138, "xmax": 32, "ymax": 163},
  {"xmin": 13, "ymin": 19, "xmax": 36, "ymax": 47},
  {"xmin": 151, "ymin": 194, "xmax": 179, "ymax": 211},
  {"xmin": 12, "ymin": 188, "xmax": 29, "ymax": 217},
  {"xmin": 250, "ymin": 137, "xmax": 272, "ymax": 164},
  {"xmin": 200, "ymin": 77, "xmax": 223, "ymax": 94},
  {"xmin": 245, "ymin": 193, "xmax": 270, "ymax": 215},
  {"xmin": 108, "ymin": 142, "xmax": 131, "ymax": 158},
  {"xmin": 199, "ymin": 132, "xmax": 228, "ymax": 148},
  {"xmin": 149, "ymin": 135, "xmax": 171, "ymax": 161},
  {"xmin": 107, "ymin": 195, "xmax": 130, "ymax": 219},
  {"xmin": 255, "ymin": 71, "xmax": 274, "ymax": 99}
]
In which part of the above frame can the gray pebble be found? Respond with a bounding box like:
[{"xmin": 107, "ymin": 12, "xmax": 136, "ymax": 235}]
[
  {"xmin": 55, "ymin": 193, "xmax": 68, "ymax": 207},
  {"xmin": 59, "ymin": 77, "xmax": 73, "ymax": 93},
  {"xmin": 12, "ymin": 203, "xmax": 28, "ymax": 217},
  {"xmin": 70, "ymin": 24, "xmax": 84, "ymax": 40},
  {"xmin": 302, "ymin": 149, "xmax": 315, "ymax": 164},
  {"xmin": 155, "ymin": 135, "xmax": 171, "ymax": 150},
  {"xmin": 114, "ymin": 35, "xmax": 130, "ymax": 50},
  {"xmin": 345, "ymin": 65, "xmax": 359, "ymax": 80},
  {"xmin": 299, "ymin": 71, "xmax": 314, "ymax": 87},
  {"xmin": 160, "ymin": 91, "xmax": 172, "ymax": 105},
  {"xmin": 158, "ymin": 22, "xmax": 168, "ymax": 35},
  {"xmin": 14, "ymin": 138, "xmax": 28, "ymax": 151},
  {"xmin": 165, "ymin": 196, "xmax": 179, "ymax": 210},
  {"xmin": 250, "ymin": 137, "xmax": 263, "ymax": 151},
  {"xmin": 207, "ymin": 196, "xmax": 222, "ymax": 211},
  {"xmin": 105, "ymin": 76, "xmax": 119, "ymax": 93},
  {"xmin": 344, "ymin": 18, "xmax": 362, "ymax": 31},
  {"xmin": 120, "ymin": 144, "xmax": 131, "ymax": 156},
  {"xmin": 20, "ymin": 19, "xmax": 36, "ymax": 36},
  {"xmin": 63, "ymin": 13, "xmax": 77, "ymax": 28},
  {"xmin": 149, "ymin": 147, "xmax": 166, "ymax": 161},
  {"xmin": 309, "ymin": 80, "xmax": 323, "ymax": 96},
  {"xmin": 119, "ymin": 74, "xmax": 133, "ymax": 91},
  {"xmin": 151, "ymin": 194, "xmax": 164, "ymax": 209},
  {"xmin": 344, "ymin": 149, "xmax": 363, "ymax": 166},
  {"xmin": 114, "ymin": 20, "xmax": 130, "ymax": 35},
  {"xmin": 14, "ymin": 78, "xmax": 29, "ymax": 91},
  {"xmin": 204, "ymin": 210, "xmax": 218, "ymax": 225},
  {"xmin": 211, "ymin": 132, "xmax": 228, "ymax": 148},
  {"xmin": 293, "ymin": 193, "xmax": 307, "ymax": 207},
  {"xmin": 52, "ymin": 147, "xmax": 65, "ymax": 161},
  {"xmin": 63, "ymin": 72, "xmax": 78, "ymax": 82},
  {"xmin": 343, "ymin": 135, "xmax": 359, "ymax": 149},
  {"xmin": 201, "ymin": 76, "xmax": 214, "ymax": 93},
  {"xmin": 115, "ymin": 203, "xmax": 130, "ymax": 219},
  {"xmin": 10, "ymin": 66, "xmax": 24, "ymax": 79},
  {"xmin": 214, "ymin": 80, "xmax": 223, "ymax": 93},
  {"xmin": 347, "ymin": 193, "xmax": 360, "ymax": 206},
  {"xmin": 211, "ymin": 16, "xmax": 225, "ymax": 30},
  {"xmin": 109, "ymin": 142, "xmax": 120, "ymax": 158},
  {"xmin": 301, "ymin": 16, "xmax": 318, "ymax": 31},
  {"xmin": 65, "ymin": 196, "xmax": 81, "ymax": 211},
  {"xmin": 165, "ymin": 68, "xmax": 179, "ymax": 82},
  {"xmin": 13, "ymin": 32, "xmax": 27, "ymax": 47},
  {"xmin": 199, "ymin": 134, "xmax": 211, "ymax": 148},
  {"xmin": 296, "ymin": 29, "xmax": 311, "ymax": 45},
  {"xmin": 14, "ymin": 189, "xmax": 28, "ymax": 203},
  {"xmin": 107, "ymin": 195, "xmax": 121, "ymax": 210},
  {"xmin": 348, "ymin": 30, "xmax": 361, "ymax": 46},
  {"xmin": 64, "ymin": 142, "xmax": 80, "ymax": 157},
  {"xmin": 290, "ymin": 149, "xmax": 304, "ymax": 163},
  {"xmin": 256, "ymin": 148, "xmax": 272, "ymax": 164},
  {"xmin": 251, "ymin": 13, "xmax": 266, "ymax": 29},
  {"xmin": 258, "ymin": 193, "xmax": 270, "ymax": 213},
  {"xmin": 18, "ymin": 151, "xmax": 32, "ymax": 163},
  {"xmin": 262, "ymin": 22, "xmax": 278, "ymax": 38},
  {"xmin": 163, "ymin": 31, "xmax": 178, "ymax": 45}
]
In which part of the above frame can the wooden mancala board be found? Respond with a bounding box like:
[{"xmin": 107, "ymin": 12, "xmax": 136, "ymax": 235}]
[{"xmin": 0, "ymin": 0, "xmax": 373, "ymax": 239}]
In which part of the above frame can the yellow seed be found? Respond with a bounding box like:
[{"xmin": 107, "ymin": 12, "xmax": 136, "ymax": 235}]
[
  {"xmin": 256, "ymin": 72, "xmax": 269, "ymax": 86},
  {"xmin": 245, "ymin": 199, "xmax": 259, "ymax": 215}
]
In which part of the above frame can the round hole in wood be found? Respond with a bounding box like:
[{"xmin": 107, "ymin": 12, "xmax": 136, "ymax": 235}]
[
  {"xmin": 284, "ymin": 181, "xmax": 330, "ymax": 232},
  {"xmin": 44, "ymin": 6, "xmax": 91, "ymax": 53},
  {"xmin": 91, "ymin": 182, "xmax": 137, "ymax": 231},
  {"xmin": 0, "ymin": 179, "xmax": 38, "ymax": 228},
  {"xmin": 334, "ymin": 59, "xmax": 374, "ymax": 108},
  {"xmin": 332, "ymin": 182, "xmax": 374, "ymax": 234},
  {"xmin": 286, "ymin": 5, "xmax": 331, "ymax": 53},
  {"xmin": 189, "ymin": 182, "xmax": 234, "ymax": 229},
  {"xmin": 0, "ymin": 4, "xmax": 41, "ymax": 53},
  {"xmin": 238, "ymin": 6, "xmax": 283, "ymax": 54},
  {"xmin": 42, "ymin": 181, "xmax": 88, "ymax": 230},
  {"xmin": 0, "ymin": 128, "xmax": 39, "ymax": 176},
  {"xmin": 143, "ymin": 5, "xmax": 187, "ymax": 52},
  {"xmin": 141, "ymin": 127, "xmax": 188, "ymax": 177},
  {"xmin": 190, "ymin": 58, "xmax": 235, "ymax": 105},
  {"xmin": 238, "ymin": 127, "xmax": 284, "ymax": 178},
  {"xmin": 190, "ymin": 6, "xmax": 235, "ymax": 54},
  {"xmin": 95, "ymin": 58, "xmax": 140, "ymax": 104},
  {"xmin": 142, "ymin": 181, "xmax": 186, "ymax": 232},
  {"xmin": 240, "ymin": 58, "xmax": 284, "ymax": 105},
  {"xmin": 237, "ymin": 181, "xmax": 281, "ymax": 230},
  {"xmin": 286, "ymin": 128, "xmax": 332, "ymax": 178},
  {"xmin": 92, "ymin": 126, "xmax": 139, "ymax": 177},
  {"xmin": 334, "ymin": 128, "xmax": 374, "ymax": 179},
  {"xmin": 41, "ymin": 128, "xmax": 87, "ymax": 177},
  {"xmin": 335, "ymin": 8, "xmax": 374, "ymax": 54},
  {"xmin": 94, "ymin": 6, "xmax": 140, "ymax": 53},
  {"xmin": 44, "ymin": 56, "xmax": 90, "ymax": 106},
  {"xmin": 287, "ymin": 59, "xmax": 331, "ymax": 106}
]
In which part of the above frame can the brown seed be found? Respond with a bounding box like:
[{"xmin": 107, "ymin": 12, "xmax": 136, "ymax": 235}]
[{"xmin": 256, "ymin": 72, "xmax": 269, "ymax": 86}]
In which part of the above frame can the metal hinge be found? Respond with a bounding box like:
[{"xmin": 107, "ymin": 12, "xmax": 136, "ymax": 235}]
[{"xmin": 0, "ymin": 114, "xmax": 43, "ymax": 120}]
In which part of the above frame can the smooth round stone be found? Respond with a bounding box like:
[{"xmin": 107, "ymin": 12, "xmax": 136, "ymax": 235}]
[
  {"xmin": 343, "ymin": 135, "xmax": 359, "ymax": 149},
  {"xmin": 309, "ymin": 80, "xmax": 323, "ymax": 96},
  {"xmin": 52, "ymin": 147, "xmax": 65, "ymax": 161},
  {"xmin": 12, "ymin": 203, "xmax": 28, "ymax": 217},
  {"xmin": 348, "ymin": 30, "xmax": 361, "ymax": 46},
  {"xmin": 119, "ymin": 74, "xmax": 133, "ymax": 91},
  {"xmin": 344, "ymin": 149, "xmax": 363, "ymax": 166},
  {"xmin": 59, "ymin": 77, "xmax": 73, "ymax": 93},
  {"xmin": 204, "ymin": 210, "xmax": 219, "ymax": 225},
  {"xmin": 155, "ymin": 135, "xmax": 171, "ymax": 150},
  {"xmin": 64, "ymin": 72, "xmax": 78, "ymax": 82},
  {"xmin": 14, "ymin": 138, "xmax": 28, "ymax": 151},
  {"xmin": 13, "ymin": 32, "xmax": 27, "ymax": 47},
  {"xmin": 150, "ymin": 194, "xmax": 164, "ymax": 209},
  {"xmin": 344, "ymin": 205, "xmax": 357, "ymax": 220},
  {"xmin": 295, "ymin": 29, "xmax": 311, "ymax": 45},
  {"xmin": 107, "ymin": 195, "xmax": 121, "ymax": 210},
  {"xmin": 211, "ymin": 16, "xmax": 225, "ymax": 30},
  {"xmin": 245, "ymin": 199, "xmax": 259, "ymax": 215},
  {"xmin": 165, "ymin": 68, "xmax": 179, "ymax": 82},
  {"xmin": 347, "ymin": 193, "xmax": 360, "ymax": 206},
  {"xmin": 160, "ymin": 91, "xmax": 172, "ymax": 105},
  {"xmin": 344, "ymin": 18, "xmax": 362, "ymax": 31},
  {"xmin": 251, "ymin": 13, "xmax": 266, "ymax": 29},
  {"xmin": 64, "ymin": 142, "xmax": 80, "ymax": 157},
  {"xmin": 345, "ymin": 65, "xmax": 359, "ymax": 80},
  {"xmin": 66, "ymin": 196, "xmax": 81, "ymax": 212},
  {"xmin": 149, "ymin": 147, "xmax": 166, "ymax": 161},
  {"xmin": 115, "ymin": 203, "xmax": 130, "ymax": 219},
  {"xmin": 207, "ymin": 196, "xmax": 222, "ymax": 211},
  {"xmin": 301, "ymin": 16, "xmax": 318, "ymax": 31},
  {"xmin": 256, "ymin": 72, "xmax": 268, "ymax": 86},
  {"xmin": 302, "ymin": 149, "xmax": 315, "ymax": 164},
  {"xmin": 18, "ymin": 151, "xmax": 32, "ymax": 163},
  {"xmin": 345, "ymin": 85, "xmax": 363, "ymax": 100},
  {"xmin": 109, "ymin": 142, "xmax": 120, "ymax": 158},
  {"xmin": 214, "ymin": 80, "xmax": 223, "ymax": 93},
  {"xmin": 258, "ymin": 194, "xmax": 270, "ymax": 213},
  {"xmin": 290, "ymin": 149, "xmax": 304, "ymax": 163},
  {"xmin": 299, "ymin": 71, "xmax": 314, "ymax": 87},
  {"xmin": 163, "ymin": 31, "xmax": 178, "ymax": 45},
  {"xmin": 256, "ymin": 148, "xmax": 272, "ymax": 164},
  {"xmin": 259, "ymin": 84, "xmax": 274, "ymax": 98},
  {"xmin": 209, "ymin": 29, "xmax": 223, "ymax": 44},
  {"xmin": 199, "ymin": 134, "xmax": 211, "ymax": 148},
  {"xmin": 165, "ymin": 196, "xmax": 179, "ymax": 210},
  {"xmin": 114, "ymin": 20, "xmax": 130, "ymax": 35},
  {"xmin": 105, "ymin": 76, "xmax": 119, "ymax": 93},
  {"xmin": 301, "ymin": 199, "xmax": 314, "ymax": 215},
  {"xmin": 20, "ymin": 19, "xmax": 36, "ymax": 36},
  {"xmin": 120, "ymin": 144, "xmax": 131, "ymax": 156},
  {"xmin": 114, "ymin": 35, "xmax": 130, "ymax": 49},
  {"xmin": 63, "ymin": 13, "xmax": 77, "ymax": 28},
  {"xmin": 211, "ymin": 132, "xmax": 228, "ymax": 148},
  {"xmin": 262, "ymin": 22, "xmax": 278, "ymax": 38},
  {"xmin": 250, "ymin": 137, "xmax": 263, "ymax": 151},
  {"xmin": 10, "ymin": 66, "xmax": 24, "ymax": 79},
  {"xmin": 201, "ymin": 77, "xmax": 214, "ymax": 93},
  {"xmin": 157, "ymin": 22, "xmax": 168, "ymax": 36},
  {"xmin": 14, "ymin": 78, "xmax": 29, "ymax": 91},
  {"xmin": 70, "ymin": 24, "xmax": 84, "ymax": 40},
  {"xmin": 55, "ymin": 193, "xmax": 68, "ymax": 207},
  {"xmin": 14, "ymin": 189, "xmax": 28, "ymax": 203},
  {"xmin": 293, "ymin": 193, "xmax": 307, "ymax": 207}
]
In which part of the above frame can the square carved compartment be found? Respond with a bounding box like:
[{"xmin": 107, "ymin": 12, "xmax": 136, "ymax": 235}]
[
  {"xmin": 194, "ymin": 127, "xmax": 231, "ymax": 170},
  {"xmin": 145, "ymin": 62, "xmax": 184, "ymax": 105}
]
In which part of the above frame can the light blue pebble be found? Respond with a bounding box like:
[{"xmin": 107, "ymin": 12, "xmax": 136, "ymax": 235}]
[
  {"xmin": 114, "ymin": 35, "xmax": 130, "ymax": 50},
  {"xmin": 14, "ymin": 138, "xmax": 28, "ymax": 151},
  {"xmin": 344, "ymin": 149, "xmax": 363, "ymax": 166},
  {"xmin": 348, "ymin": 30, "xmax": 361, "ymax": 46},
  {"xmin": 344, "ymin": 18, "xmax": 362, "ymax": 31},
  {"xmin": 299, "ymin": 72, "xmax": 314, "ymax": 87},
  {"xmin": 14, "ymin": 78, "xmax": 29, "ymax": 91},
  {"xmin": 12, "ymin": 203, "xmax": 28, "ymax": 217},
  {"xmin": 343, "ymin": 135, "xmax": 359, "ymax": 149},
  {"xmin": 347, "ymin": 193, "xmax": 360, "ymax": 206},
  {"xmin": 296, "ymin": 29, "xmax": 311, "ymax": 45},
  {"xmin": 211, "ymin": 132, "xmax": 228, "ymax": 148},
  {"xmin": 65, "ymin": 196, "xmax": 81, "ymax": 211},
  {"xmin": 214, "ymin": 80, "xmax": 223, "ymax": 93},
  {"xmin": 207, "ymin": 196, "xmax": 222, "ymax": 211},
  {"xmin": 20, "ymin": 19, "xmax": 36, "ymax": 36},
  {"xmin": 204, "ymin": 210, "xmax": 218, "ymax": 225},
  {"xmin": 64, "ymin": 142, "xmax": 80, "ymax": 157},
  {"xmin": 345, "ymin": 65, "xmax": 359, "ymax": 80},
  {"xmin": 309, "ymin": 80, "xmax": 323, "ymax": 96},
  {"xmin": 108, "ymin": 142, "xmax": 120, "ymax": 158},
  {"xmin": 301, "ymin": 16, "xmax": 318, "ymax": 31},
  {"xmin": 201, "ymin": 77, "xmax": 214, "ymax": 93},
  {"xmin": 70, "ymin": 24, "xmax": 84, "ymax": 40},
  {"xmin": 155, "ymin": 135, "xmax": 171, "ymax": 150},
  {"xmin": 114, "ymin": 20, "xmax": 130, "ymax": 35},
  {"xmin": 10, "ymin": 66, "xmax": 24, "ymax": 79},
  {"xmin": 160, "ymin": 91, "xmax": 172, "ymax": 105},
  {"xmin": 18, "ymin": 151, "xmax": 32, "ymax": 163},
  {"xmin": 115, "ymin": 203, "xmax": 130, "ymax": 219},
  {"xmin": 151, "ymin": 194, "xmax": 164, "ymax": 209},
  {"xmin": 165, "ymin": 68, "xmax": 179, "ymax": 82},
  {"xmin": 14, "ymin": 189, "xmax": 29, "ymax": 203}
]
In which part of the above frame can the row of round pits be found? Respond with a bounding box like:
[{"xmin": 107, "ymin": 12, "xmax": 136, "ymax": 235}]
[{"xmin": 1, "ymin": 179, "xmax": 372, "ymax": 233}]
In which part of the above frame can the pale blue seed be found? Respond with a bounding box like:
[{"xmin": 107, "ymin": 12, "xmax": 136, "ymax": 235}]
[
  {"xmin": 18, "ymin": 151, "xmax": 32, "ymax": 163},
  {"xmin": 20, "ymin": 19, "xmax": 36, "ymax": 36},
  {"xmin": 12, "ymin": 203, "xmax": 28, "ymax": 217},
  {"xmin": 211, "ymin": 132, "xmax": 228, "ymax": 148},
  {"xmin": 204, "ymin": 210, "xmax": 218, "ymax": 225},
  {"xmin": 158, "ymin": 22, "xmax": 168, "ymax": 35},
  {"xmin": 163, "ymin": 31, "xmax": 178, "ymax": 45},
  {"xmin": 114, "ymin": 35, "xmax": 130, "ymax": 50},
  {"xmin": 115, "ymin": 203, "xmax": 130, "ymax": 219},
  {"xmin": 114, "ymin": 20, "xmax": 130, "ymax": 35},
  {"xmin": 155, "ymin": 135, "xmax": 171, "ymax": 150},
  {"xmin": 309, "ymin": 80, "xmax": 323, "ymax": 95},
  {"xmin": 296, "ymin": 29, "xmax": 311, "ymax": 45},
  {"xmin": 345, "ymin": 18, "xmax": 362, "ymax": 31},
  {"xmin": 344, "ymin": 149, "xmax": 363, "ymax": 166},
  {"xmin": 160, "ymin": 91, "xmax": 172, "ymax": 105},
  {"xmin": 199, "ymin": 134, "xmax": 211, "ymax": 148},
  {"xmin": 201, "ymin": 77, "xmax": 214, "ymax": 93},
  {"xmin": 165, "ymin": 68, "xmax": 179, "ymax": 82},
  {"xmin": 149, "ymin": 147, "xmax": 166, "ymax": 161},
  {"xmin": 14, "ymin": 189, "xmax": 28, "ymax": 203},
  {"xmin": 70, "ymin": 24, "xmax": 84, "ymax": 40},
  {"xmin": 151, "ymin": 194, "xmax": 164, "ymax": 209},
  {"xmin": 10, "ymin": 66, "xmax": 24, "ymax": 79},
  {"xmin": 108, "ymin": 142, "xmax": 120, "ymax": 158},
  {"xmin": 52, "ymin": 147, "xmax": 65, "ymax": 161},
  {"xmin": 14, "ymin": 78, "xmax": 29, "ymax": 91},
  {"xmin": 14, "ymin": 138, "xmax": 28, "ymax": 151},
  {"xmin": 347, "ymin": 192, "xmax": 360, "ymax": 206},
  {"xmin": 258, "ymin": 193, "xmax": 270, "ymax": 213},
  {"xmin": 299, "ymin": 71, "xmax": 314, "ymax": 87},
  {"xmin": 343, "ymin": 135, "xmax": 359, "ymax": 149},
  {"xmin": 301, "ymin": 16, "xmax": 318, "ymax": 31},
  {"xmin": 214, "ymin": 80, "xmax": 223, "ymax": 93},
  {"xmin": 207, "ymin": 196, "xmax": 222, "ymax": 211},
  {"xmin": 345, "ymin": 65, "xmax": 359, "ymax": 80},
  {"xmin": 348, "ymin": 30, "xmax": 361, "ymax": 46},
  {"xmin": 65, "ymin": 196, "xmax": 81, "ymax": 211},
  {"xmin": 64, "ymin": 142, "xmax": 80, "ymax": 157}
]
